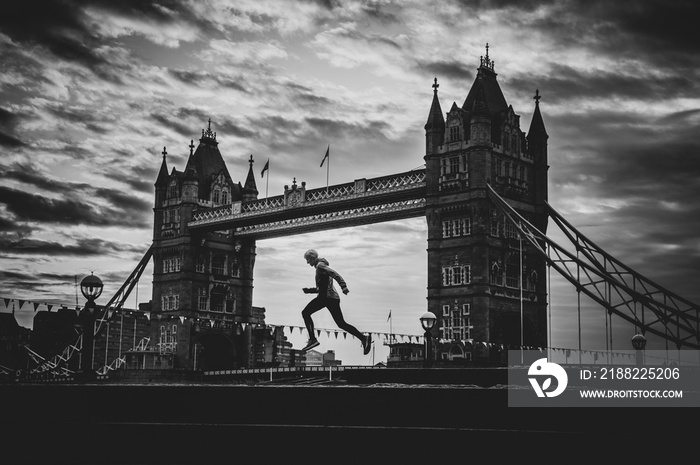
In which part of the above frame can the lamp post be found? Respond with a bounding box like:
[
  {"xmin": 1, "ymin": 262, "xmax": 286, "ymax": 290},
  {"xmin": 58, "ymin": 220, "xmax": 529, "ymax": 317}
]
[
  {"xmin": 79, "ymin": 273, "xmax": 103, "ymax": 375},
  {"xmin": 631, "ymin": 332, "xmax": 647, "ymax": 366},
  {"xmin": 420, "ymin": 311, "xmax": 437, "ymax": 368}
]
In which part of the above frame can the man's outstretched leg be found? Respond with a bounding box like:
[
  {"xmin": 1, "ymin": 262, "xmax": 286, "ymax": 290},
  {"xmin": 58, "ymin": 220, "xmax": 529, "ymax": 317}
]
[
  {"xmin": 301, "ymin": 297, "xmax": 324, "ymax": 351},
  {"xmin": 327, "ymin": 301, "xmax": 372, "ymax": 355}
]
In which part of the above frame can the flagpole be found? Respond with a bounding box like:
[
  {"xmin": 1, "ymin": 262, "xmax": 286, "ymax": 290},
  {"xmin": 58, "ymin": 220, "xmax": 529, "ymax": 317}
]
[
  {"xmin": 388, "ymin": 310, "xmax": 393, "ymax": 344},
  {"xmin": 326, "ymin": 145, "xmax": 330, "ymax": 192},
  {"xmin": 266, "ymin": 158, "xmax": 269, "ymax": 200}
]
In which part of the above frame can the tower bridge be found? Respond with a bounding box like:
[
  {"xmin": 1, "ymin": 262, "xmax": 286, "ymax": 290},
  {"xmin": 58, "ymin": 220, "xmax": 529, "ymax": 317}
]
[{"xmin": 20, "ymin": 47, "xmax": 700, "ymax": 379}]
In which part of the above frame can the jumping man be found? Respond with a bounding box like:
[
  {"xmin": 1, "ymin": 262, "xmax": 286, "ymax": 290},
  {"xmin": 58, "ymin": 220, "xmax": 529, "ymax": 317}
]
[{"xmin": 300, "ymin": 249, "xmax": 372, "ymax": 354}]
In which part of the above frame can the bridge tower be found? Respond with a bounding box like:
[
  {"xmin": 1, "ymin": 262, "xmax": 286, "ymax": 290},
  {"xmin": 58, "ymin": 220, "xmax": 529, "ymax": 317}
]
[
  {"xmin": 151, "ymin": 121, "xmax": 258, "ymax": 369},
  {"xmin": 424, "ymin": 46, "xmax": 550, "ymax": 350}
]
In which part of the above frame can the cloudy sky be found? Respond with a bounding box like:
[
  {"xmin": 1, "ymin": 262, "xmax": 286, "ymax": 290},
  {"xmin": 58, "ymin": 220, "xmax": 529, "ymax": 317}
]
[{"xmin": 1, "ymin": 0, "xmax": 699, "ymax": 365}]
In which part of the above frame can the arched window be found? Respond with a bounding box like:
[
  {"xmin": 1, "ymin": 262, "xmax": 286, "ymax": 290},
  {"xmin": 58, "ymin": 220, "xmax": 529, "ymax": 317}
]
[
  {"xmin": 528, "ymin": 270, "xmax": 538, "ymax": 291},
  {"xmin": 491, "ymin": 261, "xmax": 503, "ymax": 286},
  {"xmin": 213, "ymin": 189, "xmax": 220, "ymax": 205},
  {"xmin": 512, "ymin": 134, "xmax": 518, "ymax": 153},
  {"xmin": 222, "ymin": 189, "xmax": 229, "ymax": 205}
]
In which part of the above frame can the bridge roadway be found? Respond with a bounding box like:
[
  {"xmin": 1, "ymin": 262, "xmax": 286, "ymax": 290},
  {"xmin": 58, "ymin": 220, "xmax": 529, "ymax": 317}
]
[
  {"xmin": 187, "ymin": 168, "xmax": 427, "ymax": 238},
  {"xmin": 2, "ymin": 367, "xmax": 695, "ymax": 462}
]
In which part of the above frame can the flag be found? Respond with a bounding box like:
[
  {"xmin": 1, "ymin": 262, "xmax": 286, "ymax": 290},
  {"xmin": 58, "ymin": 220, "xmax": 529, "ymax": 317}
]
[
  {"xmin": 260, "ymin": 159, "xmax": 269, "ymax": 178},
  {"xmin": 387, "ymin": 309, "xmax": 391, "ymax": 322},
  {"xmin": 320, "ymin": 145, "xmax": 329, "ymax": 167}
]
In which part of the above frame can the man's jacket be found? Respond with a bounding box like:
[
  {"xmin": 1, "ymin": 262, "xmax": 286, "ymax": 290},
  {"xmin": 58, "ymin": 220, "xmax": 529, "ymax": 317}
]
[{"xmin": 310, "ymin": 258, "xmax": 348, "ymax": 300}]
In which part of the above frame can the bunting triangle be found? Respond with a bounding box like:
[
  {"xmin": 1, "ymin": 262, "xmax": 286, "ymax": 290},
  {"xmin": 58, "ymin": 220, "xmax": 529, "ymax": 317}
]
[
  {"xmin": 33, "ymin": 302, "xmax": 40, "ymax": 311},
  {"xmin": 3, "ymin": 299, "xmax": 9, "ymax": 308}
]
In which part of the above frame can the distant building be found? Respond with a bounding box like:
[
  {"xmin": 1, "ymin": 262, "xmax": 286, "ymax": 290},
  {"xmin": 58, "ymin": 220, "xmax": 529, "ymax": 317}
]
[
  {"xmin": 322, "ymin": 350, "xmax": 341, "ymax": 367},
  {"xmin": 0, "ymin": 312, "xmax": 30, "ymax": 374},
  {"xmin": 304, "ymin": 349, "xmax": 323, "ymax": 367}
]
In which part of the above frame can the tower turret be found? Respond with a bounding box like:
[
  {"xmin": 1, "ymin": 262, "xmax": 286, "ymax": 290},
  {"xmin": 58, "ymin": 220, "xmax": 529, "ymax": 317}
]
[
  {"xmin": 527, "ymin": 89, "xmax": 549, "ymax": 229},
  {"xmin": 424, "ymin": 77, "xmax": 445, "ymax": 156},
  {"xmin": 242, "ymin": 155, "xmax": 259, "ymax": 202},
  {"xmin": 154, "ymin": 147, "xmax": 169, "ymax": 205}
]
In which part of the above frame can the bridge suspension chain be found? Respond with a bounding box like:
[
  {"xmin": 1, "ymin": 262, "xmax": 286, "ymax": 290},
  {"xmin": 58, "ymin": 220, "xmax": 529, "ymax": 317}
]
[{"xmin": 486, "ymin": 185, "xmax": 700, "ymax": 349}]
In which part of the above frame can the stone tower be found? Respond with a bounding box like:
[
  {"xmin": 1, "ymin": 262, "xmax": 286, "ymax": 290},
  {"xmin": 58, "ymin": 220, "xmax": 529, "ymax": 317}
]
[
  {"xmin": 151, "ymin": 120, "xmax": 259, "ymax": 369},
  {"xmin": 424, "ymin": 46, "xmax": 549, "ymax": 352}
]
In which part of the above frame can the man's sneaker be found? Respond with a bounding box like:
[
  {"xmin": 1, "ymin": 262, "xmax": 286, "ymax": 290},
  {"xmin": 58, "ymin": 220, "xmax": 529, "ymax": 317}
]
[
  {"xmin": 363, "ymin": 334, "xmax": 372, "ymax": 355},
  {"xmin": 302, "ymin": 339, "xmax": 320, "ymax": 352}
]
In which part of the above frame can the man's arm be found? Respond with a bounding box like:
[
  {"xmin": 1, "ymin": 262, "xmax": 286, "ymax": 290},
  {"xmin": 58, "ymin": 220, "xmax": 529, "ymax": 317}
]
[{"xmin": 317, "ymin": 262, "xmax": 349, "ymax": 294}]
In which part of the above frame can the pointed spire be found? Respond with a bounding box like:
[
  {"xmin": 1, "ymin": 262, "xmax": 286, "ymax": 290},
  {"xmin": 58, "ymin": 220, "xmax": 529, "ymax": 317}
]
[
  {"xmin": 527, "ymin": 89, "xmax": 548, "ymax": 139},
  {"xmin": 200, "ymin": 118, "xmax": 218, "ymax": 146},
  {"xmin": 425, "ymin": 77, "xmax": 445, "ymax": 131},
  {"xmin": 479, "ymin": 42, "xmax": 495, "ymax": 72},
  {"xmin": 242, "ymin": 154, "xmax": 258, "ymax": 200},
  {"xmin": 155, "ymin": 146, "xmax": 169, "ymax": 186}
]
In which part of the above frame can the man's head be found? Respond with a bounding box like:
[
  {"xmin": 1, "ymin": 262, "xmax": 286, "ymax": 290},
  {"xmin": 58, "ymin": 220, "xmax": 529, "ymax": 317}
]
[{"xmin": 304, "ymin": 249, "xmax": 319, "ymax": 266}]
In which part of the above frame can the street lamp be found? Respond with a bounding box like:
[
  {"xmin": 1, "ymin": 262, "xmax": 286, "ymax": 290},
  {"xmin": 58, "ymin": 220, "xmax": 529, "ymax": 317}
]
[
  {"xmin": 420, "ymin": 311, "xmax": 437, "ymax": 368},
  {"xmin": 632, "ymin": 332, "xmax": 646, "ymax": 366},
  {"xmin": 80, "ymin": 273, "xmax": 103, "ymax": 315},
  {"xmin": 79, "ymin": 273, "xmax": 103, "ymax": 374}
]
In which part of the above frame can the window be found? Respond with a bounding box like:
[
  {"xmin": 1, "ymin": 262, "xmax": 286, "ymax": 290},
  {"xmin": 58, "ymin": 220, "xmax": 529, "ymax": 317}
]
[
  {"xmin": 442, "ymin": 265, "xmax": 471, "ymax": 286},
  {"xmin": 506, "ymin": 256, "xmax": 521, "ymax": 289},
  {"xmin": 504, "ymin": 222, "xmax": 518, "ymax": 239},
  {"xmin": 211, "ymin": 293, "xmax": 224, "ymax": 312},
  {"xmin": 528, "ymin": 270, "xmax": 538, "ymax": 292},
  {"xmin": 440, "ymin": 303, "xmax": 474, "ymax": 341},
  {"xmin": 167, "ymin": 183, "xmax": 178, "ymax": 199},
  {"xmin": 222, "ymin": 190, "xmax": 229, "ymax": 205},
  {"xmin": 449, "ymin": 156, "xmax": 460, "ymax": 173},
  {"xmin": 490, "ymin": 213, "xmax": 500, "ymax": 237},
  {"xmin": 512, "ymin": 134, "xmax": 518, "ymax": 153},
  {"xmin": 442, "ymin": 218, "xmax": 470, "ymax": 238},
  {"xmin": 162, "ymin": 256, "xmax": 181, "ymax": 273},
  {"xmin": 212, "ymin": 189, "xmax": 220, "ymax": 205},
  {"xmin": 225, "ymin": 296, "xmax": 235, "ymax": 313},
  {"xmin": 164, "ymin": 209, "xmax": 180, "ymax": 224},
  {"xmin": 212, "ymin": 254, "xmax": 226, "ymax": 275},
  {"xmin": 161, "ymin": 294, "xmax": 179, "ymax": 311},
  {"xmin": 449, "ymin": 125, "xmax": 460, "ymax": 142},
  {"xmin": 198, "ymin": 288, "xmax": 208, "ymax": 311},
  {"xmin": 196, "ymin": 256, "xmax": 205, "ymax": 273},
  {"xmin": 491, "ymin": 262, "xmax": 503, "ymax": 286}
]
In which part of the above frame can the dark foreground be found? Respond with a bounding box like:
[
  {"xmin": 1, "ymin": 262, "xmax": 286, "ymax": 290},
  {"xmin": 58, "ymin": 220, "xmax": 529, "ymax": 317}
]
[{"xmin": 2, "ymin": 369, "xmax": 696, "ymax": 463}]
